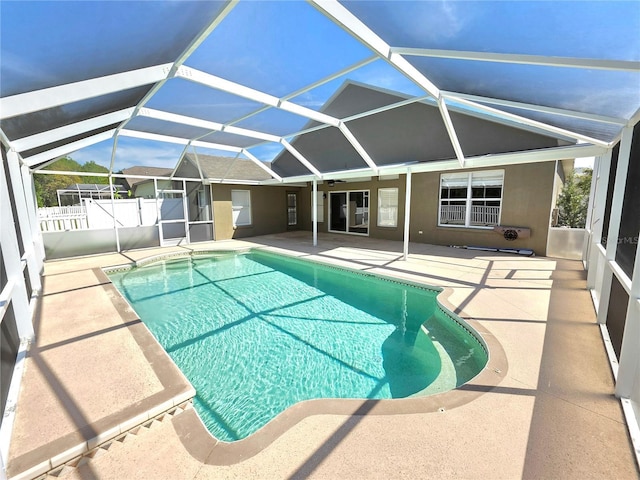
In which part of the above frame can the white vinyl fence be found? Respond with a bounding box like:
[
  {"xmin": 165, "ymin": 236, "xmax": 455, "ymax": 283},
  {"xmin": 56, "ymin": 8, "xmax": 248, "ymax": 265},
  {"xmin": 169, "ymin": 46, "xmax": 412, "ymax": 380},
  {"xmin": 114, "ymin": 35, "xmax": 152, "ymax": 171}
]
[
  {"xmin": 38, "ymin": 205, "xmax": 88, "ymax": 231},
  {"xmin": 38, "ymin": 198, "xmax": 160, "ymax": 231}
]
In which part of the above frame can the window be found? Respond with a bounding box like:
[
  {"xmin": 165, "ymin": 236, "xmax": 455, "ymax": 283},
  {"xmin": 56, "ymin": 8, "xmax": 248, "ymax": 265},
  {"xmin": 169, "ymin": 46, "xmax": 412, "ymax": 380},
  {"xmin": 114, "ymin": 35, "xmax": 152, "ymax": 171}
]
[
  {"xmin": 378, "ymin": 188, "xmax": 398, "ymax": 227},
  {"xmin": 439, "ymin": 170, "xmax": 503, "ymax": 228},
  {"xmin": 287, "ymin": 193, "xmax": 297, "ymax": 226},
  {"xmin": 231, "ymin": 189, "xmax": 251, "ymax": 227}
]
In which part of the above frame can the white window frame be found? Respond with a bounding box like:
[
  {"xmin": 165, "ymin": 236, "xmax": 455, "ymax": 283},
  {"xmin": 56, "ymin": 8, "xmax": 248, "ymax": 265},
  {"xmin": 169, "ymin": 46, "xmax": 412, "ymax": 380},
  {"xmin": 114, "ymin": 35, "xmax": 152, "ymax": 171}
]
[
  {"xmin": 287, "ymin": 192, "xmax": 297, "ymax": 226},
  {"xmin": 377, "ymin": 187, "xmax": 399, "ymax": 227},
  {"xmin": 231, "ymin": 189, "xmax": 252, "ymax": 227},
  {"xmin": 438, "ymin": 170, "xmax": 504, "ymax": 229}
]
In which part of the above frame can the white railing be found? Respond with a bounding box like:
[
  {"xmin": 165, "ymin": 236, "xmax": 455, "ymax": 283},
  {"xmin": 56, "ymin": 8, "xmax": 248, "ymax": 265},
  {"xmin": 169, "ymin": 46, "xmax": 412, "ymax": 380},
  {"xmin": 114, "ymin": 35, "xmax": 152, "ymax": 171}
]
[
  {"xmin": 440, "ymin": 205, "xmax": 500, "ymax": 225},
  {"xmin": 471, "ymin": 205, "xmax": 500, "ymax": 225},
  {"xmin": 440, "ymin": 204, "xmax": 466, "ymax": 224},
  {"xmin": 38, "ymin": 206, "xmax": 88, "ymax": 231}
]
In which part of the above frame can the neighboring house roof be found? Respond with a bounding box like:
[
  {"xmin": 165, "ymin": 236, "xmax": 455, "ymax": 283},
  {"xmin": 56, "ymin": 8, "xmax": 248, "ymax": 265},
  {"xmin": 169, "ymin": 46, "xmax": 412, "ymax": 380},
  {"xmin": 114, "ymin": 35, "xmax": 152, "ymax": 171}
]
[
  {"xmin": 272, "ymin": 82, "xmax": 575, "ymax": 178},
  {"xmin": 121, "ymin": 166, "xmax": 173, "ymax": 190},
  {"xmin": 180, "ymin": 153, "xmax": 273, "ymax": 182}
]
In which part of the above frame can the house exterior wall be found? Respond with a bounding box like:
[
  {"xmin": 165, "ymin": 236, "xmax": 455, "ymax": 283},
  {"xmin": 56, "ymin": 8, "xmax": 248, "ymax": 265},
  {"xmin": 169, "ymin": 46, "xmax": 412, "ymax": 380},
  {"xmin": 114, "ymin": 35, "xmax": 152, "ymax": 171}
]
[
  {"xmin": 411, "ymin": 162, "xmax": 555, "ymax": 256},
  {"xmin": 298, "ymin": 162, "xmax": 556, "ymax": 256},
  {"xmin": 133, "ymin": 179, "xmax": 171, "ymax": 198},
  {"xmin": 211, "ymin": 184, "xmax": 302, "ymax": 240},
  {"xmin": 297, "ymin": 176, "xmax": 407, "ymax": 241}
]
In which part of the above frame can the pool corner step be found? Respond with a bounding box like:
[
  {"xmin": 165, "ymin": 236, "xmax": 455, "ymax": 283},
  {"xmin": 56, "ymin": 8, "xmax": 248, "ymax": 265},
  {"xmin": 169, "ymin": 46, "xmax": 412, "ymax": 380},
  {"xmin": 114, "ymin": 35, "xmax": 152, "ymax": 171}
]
[{"xmin": 20, "ymin": 400, "xmax": 195, "ymax": 480}]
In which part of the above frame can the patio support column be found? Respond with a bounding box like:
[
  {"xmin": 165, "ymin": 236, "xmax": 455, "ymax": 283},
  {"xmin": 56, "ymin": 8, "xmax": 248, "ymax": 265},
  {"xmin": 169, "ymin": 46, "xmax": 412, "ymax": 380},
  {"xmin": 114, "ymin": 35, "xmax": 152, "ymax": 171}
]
[
  {"xmin": 312, "ymin": 179, "xmax": 318, "ymax": 247},
  {"xmin": 6, "ymin": 149, "xmax": 42, "ymax": 295},
  {"xmin": 21, "ymin": 163, "xmax": 45, "ymax": 262},
  {"xmin": 587, "ymin": 151, "xmax": 611, "ymax": 294},
  {"xmin": 0, "ymin": 149, "xmax": 34, "ymax": 340},
  {"xmin": 109, "ymin": 175, "xmax": 121, "ymax": 252},
  {"xmin": 615, "ymin": 236, "xmax": 640, "ymax": 399},
  {"xmin": 155, "ymin": 178, "xmax": 164, "ymax": 245},
  {"xmin": 403, "ymin": 170, "xmax": 412, "ymax": 260},
  {"xmin": 597, "ymin": 126, "xmax": 633, "ymax": 325}
]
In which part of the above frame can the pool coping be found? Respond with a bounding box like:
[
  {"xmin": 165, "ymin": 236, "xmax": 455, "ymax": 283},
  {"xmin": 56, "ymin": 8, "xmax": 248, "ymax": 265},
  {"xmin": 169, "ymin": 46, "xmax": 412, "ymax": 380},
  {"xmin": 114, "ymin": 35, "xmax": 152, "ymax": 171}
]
[
  {"xmin": 7, "ymin": 268, "xmax": 197, "ymax": 480},
  {"xmin": 101, "ymin": 247, "xmax": 508, "ymax": 466}
]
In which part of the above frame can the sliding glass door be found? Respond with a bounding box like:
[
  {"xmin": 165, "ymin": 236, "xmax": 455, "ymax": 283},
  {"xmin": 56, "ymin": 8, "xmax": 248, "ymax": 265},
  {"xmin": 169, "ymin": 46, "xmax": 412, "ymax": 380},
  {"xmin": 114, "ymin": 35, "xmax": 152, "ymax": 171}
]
[{"xmin": 328, "ymin": 190, "xmax": 369, "ymax": 235}]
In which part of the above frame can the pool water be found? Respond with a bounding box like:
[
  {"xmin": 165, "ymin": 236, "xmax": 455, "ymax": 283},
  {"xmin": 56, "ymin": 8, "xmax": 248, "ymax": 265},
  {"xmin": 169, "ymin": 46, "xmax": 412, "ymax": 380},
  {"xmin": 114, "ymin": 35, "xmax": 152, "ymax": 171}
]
[{"xmin": 108, "ymin": 250, "xmax": 487, "ymax": 442}]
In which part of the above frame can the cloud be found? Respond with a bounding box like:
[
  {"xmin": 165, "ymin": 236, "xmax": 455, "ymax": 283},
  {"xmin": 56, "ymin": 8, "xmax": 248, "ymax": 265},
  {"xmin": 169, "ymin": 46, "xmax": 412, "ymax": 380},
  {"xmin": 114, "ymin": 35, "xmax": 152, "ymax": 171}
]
[{"xmin": 399, "ymin": 0, "xmax": 468, "ymax": 43}]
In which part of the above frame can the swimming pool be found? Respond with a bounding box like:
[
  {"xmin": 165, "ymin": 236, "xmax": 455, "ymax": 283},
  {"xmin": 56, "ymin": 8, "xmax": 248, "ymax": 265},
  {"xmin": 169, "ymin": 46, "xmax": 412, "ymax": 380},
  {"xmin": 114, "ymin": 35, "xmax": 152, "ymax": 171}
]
[{"xmin": 108, "ymin": 250, "xmax": 487, "ymax": 442}]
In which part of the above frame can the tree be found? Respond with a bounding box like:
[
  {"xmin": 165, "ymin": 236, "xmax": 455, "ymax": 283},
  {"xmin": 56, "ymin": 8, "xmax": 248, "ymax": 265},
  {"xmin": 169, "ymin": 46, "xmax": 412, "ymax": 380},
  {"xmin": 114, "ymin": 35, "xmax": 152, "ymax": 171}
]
[
  {"xmin": 80, "ymin": 161, "xmax": 109, "ymax": 184},
  {"xmin": 33, "ymin": 157, "xmax": 109, "ymax": 207},
  {"xmin": 557, "ymin": 168, "xmax": 592, "ymax": 228}
]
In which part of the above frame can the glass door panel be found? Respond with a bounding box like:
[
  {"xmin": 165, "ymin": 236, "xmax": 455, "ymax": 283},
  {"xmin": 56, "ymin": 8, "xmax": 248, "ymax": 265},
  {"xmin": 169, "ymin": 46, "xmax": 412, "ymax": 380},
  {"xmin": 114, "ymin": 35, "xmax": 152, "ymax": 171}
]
[
  {"xmin": 348, "ymin": 191, "xmax": 369, "ymax": 234},
  {"xmin": 329, "ymin": 190, "xmax": 369, "ymax": 235},
  {"xmin": 329, "ymin": 192, "xmax": 347, "ymax": 232}
]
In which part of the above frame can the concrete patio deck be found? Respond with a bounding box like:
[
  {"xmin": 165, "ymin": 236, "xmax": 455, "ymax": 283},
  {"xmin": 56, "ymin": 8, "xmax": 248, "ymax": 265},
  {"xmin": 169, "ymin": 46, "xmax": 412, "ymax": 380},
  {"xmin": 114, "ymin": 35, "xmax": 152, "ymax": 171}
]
[{"xmin": 6, "ymin": 232, "xmax": 638, "ymax": 479}]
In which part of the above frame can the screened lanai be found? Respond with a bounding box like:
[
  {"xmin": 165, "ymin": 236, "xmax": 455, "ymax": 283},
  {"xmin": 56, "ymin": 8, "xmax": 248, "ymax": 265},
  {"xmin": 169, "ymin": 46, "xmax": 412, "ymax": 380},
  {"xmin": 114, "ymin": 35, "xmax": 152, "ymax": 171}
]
[{"xmin": 1, "ymin": 0, "xmax": 640, "ymax": 475}]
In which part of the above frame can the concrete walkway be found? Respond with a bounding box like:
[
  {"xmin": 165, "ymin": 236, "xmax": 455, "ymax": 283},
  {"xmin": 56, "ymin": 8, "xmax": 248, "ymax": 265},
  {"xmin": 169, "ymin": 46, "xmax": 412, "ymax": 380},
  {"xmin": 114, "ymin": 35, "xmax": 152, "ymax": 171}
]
[{"xmin": 7, "ymin": 233, "xmax": 638, "ymax": 479}]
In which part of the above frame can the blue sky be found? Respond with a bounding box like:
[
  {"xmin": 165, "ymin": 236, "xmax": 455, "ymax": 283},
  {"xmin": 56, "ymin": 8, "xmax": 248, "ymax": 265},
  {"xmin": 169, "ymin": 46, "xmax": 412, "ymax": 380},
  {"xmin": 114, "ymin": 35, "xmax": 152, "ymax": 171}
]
[{"xmin": 2, "ymin": 1, "xmax": 638, "ymax": 172}]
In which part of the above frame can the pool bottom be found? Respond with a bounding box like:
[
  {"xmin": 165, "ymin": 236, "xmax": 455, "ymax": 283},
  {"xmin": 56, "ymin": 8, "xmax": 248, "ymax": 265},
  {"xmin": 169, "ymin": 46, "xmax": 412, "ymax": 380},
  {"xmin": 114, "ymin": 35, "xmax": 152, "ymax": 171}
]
[
  {"xmin": 169, "ymin": 308, "xmax": 507, "ymax": 464},
  {"xmin": 108, "ymin": 249, "xmax": 490, "ymax": 442},
  {"xmin": 103, "ymin": 249, "xmax": 507, "ymax": 461}
]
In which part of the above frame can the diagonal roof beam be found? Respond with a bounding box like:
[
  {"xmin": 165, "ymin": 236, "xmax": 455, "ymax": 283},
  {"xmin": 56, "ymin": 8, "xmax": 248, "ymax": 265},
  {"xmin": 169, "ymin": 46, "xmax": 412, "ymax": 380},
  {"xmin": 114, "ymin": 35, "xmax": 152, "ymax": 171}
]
[
  {"xmin": 109, "ymin": 1, "xmax": 239, "ymax": 174},
  {"xmin": 445, "ymin": 94, "xmax": 613, "ymax": 148},
  {"xmin": 441, "ymin": 90, "xmax": 628, "ymax": 126},
  {"xmin": 0, "ymin": 128, "xmax": 14, "ymax": 150},
  {"xmin": 309, "ymin": 0, "xmax": 466, "ymax": 165},
  {"xmin": 139, "ymin": 108, "xmax": 323, "ymax": 178},
  {"xmin": 438, "ymin": 98, "xmax": 465, "ymax": 166},
  {"xmin": 241, "ymin": 149, "xmax": 283, "ymax": 182},
  {"xmin": 0, "ymin": 64, "xmax": 171, "ymax": 120},
  {"xmin": 190, "ymin": 145, "xmax": 206, "ymax": 181},
  {"xmin": 309, "ymin": 1, "xmax": 439, "ymax": 99},
  {"xmin": 280, "ymin": 139, "xmax": 323, "ymax": 177},
  {"xmin": 170, "ymin": 143, "xmax": 195, "ymax": 179},
  {"xmin": 338, "ymin": 122, "xmax": 378, "ymax": 172},
  {"xmin": 219, "ymin": 152, "xmax": 242, "ymax": 183},
  {"xmin": 138, "ymin": 107, "xmax": 280, "ymax": 142},
  {"xmin": 177, "ymin": 66, "xmax": 341, "ymax": 127},
  {"xmin": 225, "ymin": 55, "xmax": 378, "ymax": 129},
  {"xmin": 22, "ymin": 129, "xmax": 117, "ymax": 168},
  {"xmin": 281, "ymin": 55, "xmax": 379, "ymax": 101},
  {"xmin": 176, "ymin": 66, "xmax": 384, "ymax": 172},
  {"xmin": 11, "ymin": 108, "xmax": 135, "ymax": 152},
  {"xmin": 119, "ymin": 128, "xmax": 243, "ymax": 153},
  {"xmin": 288, "ymin": 94, "xmax": 433, "ymax": 139},
  {"xmin": 392, "ymin": 47, "xmax": 640, "ymax": 72}
]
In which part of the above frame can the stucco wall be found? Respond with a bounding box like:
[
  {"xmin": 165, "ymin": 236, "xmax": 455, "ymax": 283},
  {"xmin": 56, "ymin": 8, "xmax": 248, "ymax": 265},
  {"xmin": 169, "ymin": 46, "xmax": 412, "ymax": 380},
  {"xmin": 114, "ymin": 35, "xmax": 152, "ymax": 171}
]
[
  {"xmin": 298, "ymin": 176, "xmax": 407, "ymax": 241},
  {"xmin": 410, "ymin": 162, "xmax": 555, "ymax": 255},
  {"xmin": 298, "ymin": 162, "xmax": 556, "ymax": 255},
  {"xmin": 211, "ymin": 184, "xmax": 302, "ymax": 240}
]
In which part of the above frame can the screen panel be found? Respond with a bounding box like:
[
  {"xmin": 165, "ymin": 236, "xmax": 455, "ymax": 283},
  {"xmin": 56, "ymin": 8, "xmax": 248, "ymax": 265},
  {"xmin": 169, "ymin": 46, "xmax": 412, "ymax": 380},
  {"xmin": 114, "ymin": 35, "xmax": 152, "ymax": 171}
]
[
  {"xmin": 184, "ymin": 1, "xmax": 372, "ymax": 97},
  {"xmin": 615, "ymin": 123, "xmax": 640, "ymax": 278},
  {"xmin": 1, "ymin": 1, "xmax": 228, "ymax": 96},
  {"xmin": 342, "ymin": 1, "xmax": 640, "ymax": 61}
]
